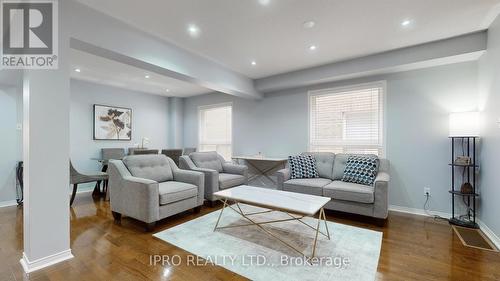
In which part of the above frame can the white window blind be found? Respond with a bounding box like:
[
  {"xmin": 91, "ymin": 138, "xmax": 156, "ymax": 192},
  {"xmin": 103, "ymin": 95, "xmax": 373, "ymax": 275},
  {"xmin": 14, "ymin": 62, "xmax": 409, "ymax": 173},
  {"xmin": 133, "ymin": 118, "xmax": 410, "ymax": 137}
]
[
  {"xmin": 198, "ymin": 103, "xmax": 232, "ymax": 160},
  {"xmin": 309, "ymin": 82, "xmax": 385, "ymax": 156}
]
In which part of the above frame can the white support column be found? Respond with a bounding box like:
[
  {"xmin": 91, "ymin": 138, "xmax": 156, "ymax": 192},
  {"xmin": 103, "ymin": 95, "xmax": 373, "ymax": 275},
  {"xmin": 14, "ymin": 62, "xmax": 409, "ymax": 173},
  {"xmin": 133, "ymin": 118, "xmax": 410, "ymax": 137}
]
[{"xmin": 20, "ymin": 1, "xmax": 72, "ymax": 273}]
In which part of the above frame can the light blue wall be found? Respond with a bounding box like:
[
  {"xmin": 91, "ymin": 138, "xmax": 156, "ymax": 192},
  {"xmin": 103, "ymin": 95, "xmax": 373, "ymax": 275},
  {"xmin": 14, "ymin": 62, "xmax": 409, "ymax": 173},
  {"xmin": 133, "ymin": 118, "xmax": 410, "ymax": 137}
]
[
  {"xmin": 0, "ymin": 86, "xmax": 22, "ymax": 204},
  {"xmin": 70, "ymin": 79, "xmax": 170, "ymax": 190},
  {"xmin": 478, "ymin": 15, "xmax": 500, "ymax": 238},
  {"xmin": 184, "ymin": 62, "xmax": 479, "ymax": 214}
]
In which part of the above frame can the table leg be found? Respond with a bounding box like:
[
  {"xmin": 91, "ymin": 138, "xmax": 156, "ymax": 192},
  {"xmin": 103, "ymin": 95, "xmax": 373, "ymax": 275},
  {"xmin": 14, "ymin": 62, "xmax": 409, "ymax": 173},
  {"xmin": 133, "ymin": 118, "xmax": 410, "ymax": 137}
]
[
  {"xmin": 321, "ymin": 208, "xmax": 330, "ymax": 240},
  {"xmin": 246, "ymin": 160, "xmax": 285, "ymax": 186},
  {"xmin": 213, "ymin": 199, "xmax": 228, "ymax": 231},
  {"xmin": 311, "ymin": 208, "xmax": 322, "ymax": 258}
]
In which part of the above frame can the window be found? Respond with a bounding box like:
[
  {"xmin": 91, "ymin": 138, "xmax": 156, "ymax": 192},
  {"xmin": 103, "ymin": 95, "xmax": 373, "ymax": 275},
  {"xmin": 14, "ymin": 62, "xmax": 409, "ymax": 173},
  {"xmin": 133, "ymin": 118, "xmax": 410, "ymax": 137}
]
[
  {"xmin": 309, "ymin": 82, "xmax": 385, "ymax": 156},
  {"xmin": 198, "ymin": 103, "xmax": 232, "ymax": 160}
]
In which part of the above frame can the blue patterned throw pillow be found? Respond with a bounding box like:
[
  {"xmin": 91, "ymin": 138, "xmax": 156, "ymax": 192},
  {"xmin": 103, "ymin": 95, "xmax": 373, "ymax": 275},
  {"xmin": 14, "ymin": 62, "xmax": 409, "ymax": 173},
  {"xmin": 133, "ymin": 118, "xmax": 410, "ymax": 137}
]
[
  {"xmin": 342, "ymin": 155, "xmax": 379, "ymax": 186},
  {"xmin": 288, "ymin": 155, "xmax": 319, "ymax": 179}
]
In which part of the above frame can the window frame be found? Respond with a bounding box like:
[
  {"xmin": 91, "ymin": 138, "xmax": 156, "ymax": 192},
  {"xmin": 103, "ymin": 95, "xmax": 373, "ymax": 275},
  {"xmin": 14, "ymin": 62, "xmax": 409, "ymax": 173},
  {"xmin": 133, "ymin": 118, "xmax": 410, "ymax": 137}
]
[
  {"xmin": 307, "ymin": 81, "xmax": 387, "ymax": 157},
  {"xmin": 197, "ymin": 102, "xmax": 233, "ymax": 159}
]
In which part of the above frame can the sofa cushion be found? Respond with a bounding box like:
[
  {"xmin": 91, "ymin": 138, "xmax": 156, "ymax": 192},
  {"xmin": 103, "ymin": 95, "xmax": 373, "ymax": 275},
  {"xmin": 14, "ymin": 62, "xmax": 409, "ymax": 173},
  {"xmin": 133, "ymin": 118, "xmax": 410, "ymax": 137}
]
[
  {"xmin": 288, "ymin": 155, "xmax": 319, "ymax": 179},
  {"xmin": 219, "ymin": 173, "xmax": 246, "ymax": 189},
  {"xmin": 158, "ymin": 181, "xmax": 198, "ymax": 205},
  {"xmin": 123, "ymin": 154, "xmax": 173, "ymax": 182},
  {"xmin": 190, "ymin": 151, "xmax": 223, "ymax": 172},
  {"xmin": 332, "ymin": 153, "xmax": 378, "ymax": 180},
  {"xmin": 302, "ymin": 152, "xmax": 335, "ymax": 179},
  {"xmin": 323, "ymin": 180, "xmax": 374, "ymax": 203},
  {"xmin": 342, "ymin": 155, "xmax": 379, "ymax": 186},
  {"xmin": 283, "ymin": 178, "xmax": 332, "ymax": 196}
]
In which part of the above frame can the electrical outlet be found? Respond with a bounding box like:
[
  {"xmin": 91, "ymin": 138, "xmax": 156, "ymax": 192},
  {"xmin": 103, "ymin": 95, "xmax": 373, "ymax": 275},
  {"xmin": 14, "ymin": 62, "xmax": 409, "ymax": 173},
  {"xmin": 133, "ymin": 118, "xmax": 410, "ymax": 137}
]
[{"xmin": 424, "ymin": 187, "xmax": 431, "ymax": 197}]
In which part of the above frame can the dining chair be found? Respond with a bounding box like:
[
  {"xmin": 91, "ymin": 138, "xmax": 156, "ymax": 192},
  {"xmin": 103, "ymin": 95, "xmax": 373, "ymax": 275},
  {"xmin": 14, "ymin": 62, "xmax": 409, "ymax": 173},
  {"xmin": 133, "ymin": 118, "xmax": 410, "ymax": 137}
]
[
  {"xmin": 69, "ymin": 161, "xmax": 108, "ymax": 206},
  {"xmin": 132, "ymin": 149, "xmax": 159, "ymax": 155},
  {"xmin": 161, "ymin": 149, "xmax": 183, "ymax": 166},
  {"xmin": 128, "ymin": 147, "xmax": 144, "ymax": 155},
  {"xmin": 102, "ymin": 148, "xmax": 126, "ymax": 161},
  {"xmin": 99, "ymin": 148, "xmax": 126, "ymax": 199},
  {"xmin": 182, "ymin": 147, "xmax": 197, "ymax": 155}
]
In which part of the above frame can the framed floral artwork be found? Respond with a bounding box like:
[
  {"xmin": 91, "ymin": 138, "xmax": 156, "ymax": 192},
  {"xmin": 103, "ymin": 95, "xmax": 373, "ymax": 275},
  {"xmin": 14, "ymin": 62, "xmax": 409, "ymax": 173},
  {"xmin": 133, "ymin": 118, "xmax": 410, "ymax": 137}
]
[{"xmin": 93, "ymin": 104, "xmax": 132, "ymax": 140}]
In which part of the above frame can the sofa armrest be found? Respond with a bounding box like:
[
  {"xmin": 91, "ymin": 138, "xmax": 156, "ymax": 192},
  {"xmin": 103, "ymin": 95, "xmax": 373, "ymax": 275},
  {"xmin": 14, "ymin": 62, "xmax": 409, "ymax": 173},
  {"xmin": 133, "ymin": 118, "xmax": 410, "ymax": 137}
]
[
  {"xmin": 192, "ymin": 168, "xmax": 219, "ymax": 201},
  {"xmin": 373, "ymin": 171, "xmax": 390, "ymax": 184},
  {"xmin": 275, "ymin": 168, "xmax": 290, "ymax": 190},
  {"xmin": 373, "ymin": 171, "xmax": 390, "ymax": 219},
  {"xmin": 179, "ymin": 155, "xmax": 220, "ymax": 201},
  {"xmin": 222, "ymin": 162, "xmax": 248, "ymax": 177},
  {"xmin": 173, "ymin": 169, "xmax": 205, "ymax": 206},
  {"xmin": 179, "ymin": 155, "xmax": 219, "ymax": 201},
  {"xmin": 115, "ymin": 176, "xmax": 160, "ymax": 223}
]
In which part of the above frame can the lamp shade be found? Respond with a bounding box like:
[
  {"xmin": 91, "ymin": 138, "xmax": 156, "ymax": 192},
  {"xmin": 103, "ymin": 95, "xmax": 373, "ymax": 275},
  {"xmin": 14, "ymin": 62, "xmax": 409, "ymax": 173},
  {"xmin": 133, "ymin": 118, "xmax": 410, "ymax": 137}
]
[{"xmin": 449, "ymin": 111, "xmax": 480, "ymax": 137}]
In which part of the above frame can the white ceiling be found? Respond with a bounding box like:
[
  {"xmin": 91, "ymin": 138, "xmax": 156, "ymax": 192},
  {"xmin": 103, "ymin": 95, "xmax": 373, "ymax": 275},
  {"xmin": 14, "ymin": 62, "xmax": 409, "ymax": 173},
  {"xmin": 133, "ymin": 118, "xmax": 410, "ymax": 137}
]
[
  {"xmin": 77, "ymin": 0, "xmax": 500, "ymax": 79},
  {"xmin": 70, "ymin": 49, "xmax": 211, "ymax": 97}
]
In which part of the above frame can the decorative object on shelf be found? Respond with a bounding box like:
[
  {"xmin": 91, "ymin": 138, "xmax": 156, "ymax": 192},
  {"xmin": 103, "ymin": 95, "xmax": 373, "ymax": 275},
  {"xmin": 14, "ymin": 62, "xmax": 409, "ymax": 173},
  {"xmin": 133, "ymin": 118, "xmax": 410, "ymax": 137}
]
[
  {"xmin": 460, "ymin": 182, "xmax": 474, "ymax": 194},
  {"xmin": 93, "ymin": 104, "xmax": 132, "ymax": 140},
  {"xmin": 141, "ymin": 137, "xmax": 150, "ymax": 149},
  {"xmin": 448, "ymin": 111, "xmax": 480, "ymax": 228},
  {"xmin": 454, "ymin": 156, "xmax": 471, "ymax": 166}
]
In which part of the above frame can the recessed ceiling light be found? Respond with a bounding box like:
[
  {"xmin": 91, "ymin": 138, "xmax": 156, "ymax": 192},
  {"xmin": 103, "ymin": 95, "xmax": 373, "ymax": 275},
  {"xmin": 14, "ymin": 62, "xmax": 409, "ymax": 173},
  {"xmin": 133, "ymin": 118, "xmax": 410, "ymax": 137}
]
[
  {"xmin": 401, "ymin": 20, "xmax": 411, "ymax": 27},
  {"xmin": 145, "ymin": 75, "xmax": 150, "ymax": 79},
  {"xmin": 303, "ymin": 21, "xmax": 316, "ymax": 29},
  {"xmin": 165, "ymin": 89, "xmax": 170, "ymax": 92},
  {"xmin": 188, "ymin": 24, "xmax": 200, "ymax": 37},
  {"xmin": 309, "ymin": 45, "xmax": 317, "ymax": 51},
  {"xmin": 258, "ymin": 0, "xmax": 270, "ymax": 6},
  {"xmin": 74, "ymin": 68, "xmax": 81, "ymax": 72},
  {"xmin": 251, "ymin": 61, "xmax": 257, "ymax": 66}
]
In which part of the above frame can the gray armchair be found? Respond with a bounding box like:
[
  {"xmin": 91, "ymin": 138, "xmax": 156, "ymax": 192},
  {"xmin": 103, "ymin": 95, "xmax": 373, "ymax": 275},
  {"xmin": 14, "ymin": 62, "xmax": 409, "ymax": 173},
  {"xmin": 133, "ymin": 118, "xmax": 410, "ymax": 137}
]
[
  {"xmin": 108, "ymin": 154, "xmax": 204, "ymax": 231},
  {"xmin": 179, "ymin": 151, "xmax": 248, "ymax": 204}
]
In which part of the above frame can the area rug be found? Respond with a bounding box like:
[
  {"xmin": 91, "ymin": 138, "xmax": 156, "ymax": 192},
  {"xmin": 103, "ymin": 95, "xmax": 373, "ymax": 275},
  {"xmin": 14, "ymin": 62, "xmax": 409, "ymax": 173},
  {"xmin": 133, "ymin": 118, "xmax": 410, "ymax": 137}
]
[{"xmin": 154, "ymin": 204, "xmax": 382, "ymax": 281}]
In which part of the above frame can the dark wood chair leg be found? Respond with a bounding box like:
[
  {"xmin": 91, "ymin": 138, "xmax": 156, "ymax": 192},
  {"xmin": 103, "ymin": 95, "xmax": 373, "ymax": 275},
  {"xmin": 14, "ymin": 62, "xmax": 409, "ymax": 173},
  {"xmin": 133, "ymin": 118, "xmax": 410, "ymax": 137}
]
[
  {"xmin": 70, "ymin": 184, "xmax": 78, "ymax": 206},
  {"xmin": 145, "ymin": 222, "xmax": 156, "ymax": 232},
  {"xmin": 92, "ymin": 181, "xmax": 101, "ymax": 197},
  {"xmin": 112, "ymin": 211, "xmax": 121, "ymax": 223},
  {"xmin": 193, "ymin": 206, "xmax": 201, "ymax": 213}
]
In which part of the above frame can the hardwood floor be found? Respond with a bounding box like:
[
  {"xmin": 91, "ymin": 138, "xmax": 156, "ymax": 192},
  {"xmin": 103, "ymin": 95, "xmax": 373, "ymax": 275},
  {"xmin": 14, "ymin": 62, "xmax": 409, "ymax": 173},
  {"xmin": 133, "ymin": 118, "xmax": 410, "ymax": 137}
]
[{"xmin": 1, "ymin": 194, "xmax": 499, "ymax": 281}]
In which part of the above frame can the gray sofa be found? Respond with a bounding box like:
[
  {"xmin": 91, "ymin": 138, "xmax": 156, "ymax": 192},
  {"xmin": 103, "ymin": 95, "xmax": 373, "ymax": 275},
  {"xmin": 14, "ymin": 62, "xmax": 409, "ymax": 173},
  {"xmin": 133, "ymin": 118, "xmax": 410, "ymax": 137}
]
[
  {"xmin": 179, "ymin": 151, "xmax": 248, "ymax": 204},
  {"xmin": 276, "ymin": 152, "xmax": 390, "ymax": 219},
  {"xmin": 108, "ymin": 154, "xmax": 204, "ymax": 231}
]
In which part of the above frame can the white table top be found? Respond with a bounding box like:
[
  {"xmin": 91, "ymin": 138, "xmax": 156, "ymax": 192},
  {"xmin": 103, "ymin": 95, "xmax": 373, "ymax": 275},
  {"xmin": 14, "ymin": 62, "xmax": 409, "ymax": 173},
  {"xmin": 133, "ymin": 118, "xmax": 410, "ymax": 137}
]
[
  {"xmin": 232, "ymin": 156, "xmax": 287, "ymax": 162},
  {"xmin": 213, "ymin": 185, "xmax": 330, "ymax": 216}
]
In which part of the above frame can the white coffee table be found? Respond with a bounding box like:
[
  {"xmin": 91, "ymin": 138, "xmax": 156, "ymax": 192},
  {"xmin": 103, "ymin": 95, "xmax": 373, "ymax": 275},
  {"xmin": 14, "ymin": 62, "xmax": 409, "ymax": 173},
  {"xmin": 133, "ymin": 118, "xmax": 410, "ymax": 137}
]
[{"xmin": 213, "ymin": 185, "xmax": 331, "ymax": 258}]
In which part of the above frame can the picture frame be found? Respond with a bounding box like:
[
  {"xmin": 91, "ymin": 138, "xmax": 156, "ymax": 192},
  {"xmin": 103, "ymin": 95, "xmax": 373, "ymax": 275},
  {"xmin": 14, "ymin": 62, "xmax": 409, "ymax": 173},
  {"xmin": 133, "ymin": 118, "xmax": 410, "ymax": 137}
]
[{"xmin": 93, "ymin": 104, "xmax": 132, "ymax": 141}]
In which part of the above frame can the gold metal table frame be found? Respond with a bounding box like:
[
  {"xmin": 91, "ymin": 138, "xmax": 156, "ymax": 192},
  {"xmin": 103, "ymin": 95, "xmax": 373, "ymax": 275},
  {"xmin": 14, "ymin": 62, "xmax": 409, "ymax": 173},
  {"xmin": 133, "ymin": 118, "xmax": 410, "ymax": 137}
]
[{"xmin": 213, "ymin": 199, "xmax": 331, "ymax": 259}]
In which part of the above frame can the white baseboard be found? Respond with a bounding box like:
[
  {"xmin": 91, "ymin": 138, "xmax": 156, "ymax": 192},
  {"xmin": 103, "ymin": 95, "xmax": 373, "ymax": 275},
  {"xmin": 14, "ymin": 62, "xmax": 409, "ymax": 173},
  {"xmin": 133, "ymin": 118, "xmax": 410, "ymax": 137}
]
[
  {"xmin": 477, "ymin": 220, "xmax": 500, "ymax": 250},
  {"xmin": 20, "ymin": 249, "xmax": 73, "ymax": 273},
  {"xmin": 0, "ymin": 200, "xmax": 18, "ymax": 208},
  {"xmin": 389, "ymin": 205, "xmax": 500, "ymax": 250},
  {"xmin": 389, "ymin": 205, "xmax": 451, "ymax": 219},
  {"xmin": 0, "ymin": 189, "xmax": 94, "ymax": 210}
]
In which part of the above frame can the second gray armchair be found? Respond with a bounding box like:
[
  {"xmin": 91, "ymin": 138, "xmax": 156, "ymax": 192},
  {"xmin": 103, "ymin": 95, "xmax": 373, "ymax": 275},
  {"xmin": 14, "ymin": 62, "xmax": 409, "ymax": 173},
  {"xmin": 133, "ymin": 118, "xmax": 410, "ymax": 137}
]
[{"xmin": 179, "ymin": 151, "xmax": 248, "ymax": 204}]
